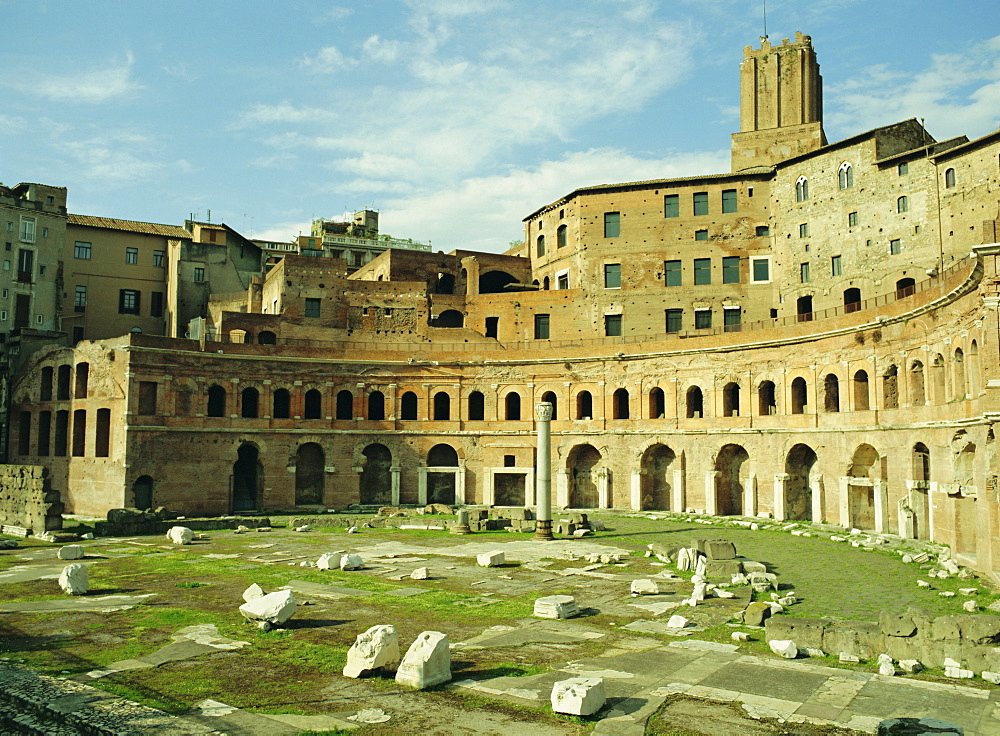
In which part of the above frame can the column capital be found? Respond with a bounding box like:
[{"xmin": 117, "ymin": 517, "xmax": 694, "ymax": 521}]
[{"xmin": 534, "ymin": 401, "xmax": 553, "ymax": 421}]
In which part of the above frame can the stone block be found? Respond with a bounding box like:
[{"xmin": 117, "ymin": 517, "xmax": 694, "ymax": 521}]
[
  {"xmin": 876, "ymin": 717, "xmax": 963, "ymax": 735},
  {"xmin": 242, "ymin": 583, "xmax": 265, "ymax": 603},
  {"xmin": 743, "ymin": 601, "xmax": 772, "ymax": 627},
  {"xmin": 411, "ymin": 567, "xmax": 429, "ymax": 580},
  {"xmin": 647, "ymin": 542, "xmax": 681, "ymax": 561},
  {"xmin": 317, "ymin": 552, "xmax": 343, "ymax": 570},
  {"xmin": 340, "ymin": 554, "xmax": 364, "ymax": 570},
  {"xmin": 534, "ymin": 595, "xmax": 579, "ymax": 619},
  {"xmin": 58, "ymin": 563, "xmax": 88, "ymax": 595},
  {"xmin": 666, "ymin": 615, "xmax": 689, "ymax": 629},
  {"xmin": 704, "ymin": 540, "xmax": 737, "ymax": 560},
  {"xmin": 748, "ymin": 571, "xmax": 778, "ymax": 592},
  {"xmin": 166, "ymin": 526, "xmax": 194, "ymax": 544},
  {"xmin": 731, "ymin": 631, "xmax": 750, "ymax": 642},
  {"xmin": 982, "ymin": 671, "xmax": 1000, "ymax": 684},
  {"xmin": 705, "ymin": 559, "xmax": 742, "ymax": 579},
  {"xmin": 959, "ymin": 615, "xmax": 1000, "ymax": 645},
  {"xmin": 630, "ymin": 579, "xmax": 660, "ymax": 595},
  {"xmin": 769, "ymin": 639, "xmax": 798, "ymax": 659},
  {"xmin": 550, "ymin": 677, "xmax": 605, "ymax": 716},
  {"xmin": 944, "ymin": 666, "xmax": 973, "ymax": 679},
  {"xmin": 898, "ymin": 659, "xmax": 923, "ymax": 674},
  {"xmin": 343, "ymin": 625, "xmax": 400, "ymax": 678},
  {"xmin": 839, "ymin": 652, "xmax": 860, "ymax": 663},
  {"xmin": 879, "ymin": 612, "xmax": 916, "ymax": 637},
  {"xmin": 424, "ymin": 503, "xmax": 453, "ymax": 515},
  {"xmin": 930, "ymin": 616, "xmax": 962, "ymax": 641},
  {"xmin": 57, "ymin": 545, "xmax": 84, "ymax": 560},
  {"xmin": 239, "ymin": 589, "xmax": 297, "ymax": 629},
  {"xmin": 477, "ymin": 551, "xmax": 505, "ymax": 567},
  {"xmin": 740, "ymin": 559, "xmax": 767, "ymax": 574},
  {"xmin": 396, "ymin": 631, "xmax": 451, "ymax": 689}
]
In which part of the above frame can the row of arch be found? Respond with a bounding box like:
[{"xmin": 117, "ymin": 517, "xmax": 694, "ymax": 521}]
[{"xmin": 794, "ymin": 162, "xmax": 958, "ymax": 200}]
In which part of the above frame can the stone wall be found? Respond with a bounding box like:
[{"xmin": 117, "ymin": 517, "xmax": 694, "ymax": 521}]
[{"xmin": 0, "ymin": 465, "xmax": 62, "ymax": 533}]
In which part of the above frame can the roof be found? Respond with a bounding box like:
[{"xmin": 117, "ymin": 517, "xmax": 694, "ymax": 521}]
[{"xmin": 67, "ymin": 214, "xmax": 191, "ymax": 238}]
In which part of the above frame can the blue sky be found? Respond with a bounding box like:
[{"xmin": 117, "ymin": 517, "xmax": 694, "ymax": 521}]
[{"xmin": 2, "ymin": 0, "xmax": 999, "ymax": 252}]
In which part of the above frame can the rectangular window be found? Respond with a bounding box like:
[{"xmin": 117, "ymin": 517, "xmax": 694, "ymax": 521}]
[
  {"xmin": 74, "ymin": 285, "xmax": 87, "ymax": 313},
  {"xmin": 755, "ymin": 225, "xmax": 770, "ymax": 236},
  {"xmin": 125, "ymin": 247, "xmax": 138, "ymax": 264},
  {"xmin": 890, "ymin": 239, "xmax": 901, "ymax": 255},
  {"xmin": 665, "ymin": 308, "xmax": 683, "ymax": 333},
  {"xmin": 693, "ymin": 192, "xmax": 708, "ymax": 216},
  {"xmin": 721, "ymin": 189, "xmax": 737, "ymax": 214},
  {"xmin": 19, "ymin": 218, "xmax": 35, "ymax": 243},
  {"xmin": 604, "ymin": 263, "xmax": 621, "ymax": 289},
  {"xmin": 724, "ymin": 307, "xmax": 741, "ymax": 331},
  {"xmin": 664, "ymin": 259, "xmax": 681, "ymax": 287},
  {"xmin": 663, "ymin": 194, "xmax": 679, "ymax": 218},
  {"xmin": 751, "ymin": 257, "xmax": 770, "ymax": 283},
  {"xmin": 898, "ymin": 162, "xmax": 909, "ymax": 176},
  {"xmin": 722, "ymin": 256, "xmax": 740, "ymax": 284},
  {"xmin": 557, "ymin": 225, "xmax": 567, "ymax": 248},
  {"xmin": 534, "ymin": 313, "xmax": 550, "ymax": 339},
  {"xmin": 695, "ymin": 309, "xmax": 712, "ymax": 329},
  {"xmin": 304, "ymin": 297, "xmax": 321, "ymax": 317},
  {"xmin": 603, "ymin": 212, "xmax": 620, "ymax": 238},
  {"xmin": 153, "ymin": 250, "xmax": 165, "ymax": 267},
  {"xmin": 800, "ymin": 262, "xmax": 811, "ymax": 283},
  {"xmin": 74, "ymin": 241, "xmax": 92, "ymax": 259},
  {"xmin": 138, "ymin": 382, "xmax": 158, "ymax": 415},
  {"xmin": 119, "ymin": 289, "xmax": 140, "ymax": 315},
  {"xmin": 694, "ymin": 229, "xmax": 708, "ymax": 241},
  {"xmin": 799, "ymin": 222, "xmax": 810, "ymax": 238},
  {"xmin": 72, "ymin": 326, "xmax": 84, "ymax": 343},
  {"xmin": 831, "ymin": 255, "xmax": 843, "ymax": 277},
  {"xmin": 604, "ymin": 313, "xmax": 622, "ymax": 337},
  {"xmin": 16, "ymin": 249, "xmax": 33, "ymax": 283},
  {"xmin": 693, "ymin": 258, "xmax": 711, "ymax": 285},
  {"xmin": 193, "ymin": 267, "xmax": 205, "ymax": 282},
  {"xmin": 848, "ymin": 211, "xmax": 859, "ymax": 227},
  {"xmin": 150, "ymin": 291, "xmax": 164, "ymax": 318},
  {"xmin": 556, "ymin": 271, "xmax": 570, "ymax": 290}
]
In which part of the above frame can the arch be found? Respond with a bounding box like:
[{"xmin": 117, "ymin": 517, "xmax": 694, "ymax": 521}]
[
  {"xmin": 228, "ymin": 329, "xmax": 247, "ymax": 344},
  {"xmin": 434, "ymin": 309, "xmax": 464, "ymax": 328},
  {"xmin": 953, "ymin": 440, "xmax": 977, "ymax": 556},
  {"xmin": 368, "ymin": 390, "xmax": 386, "ymax": 420},
  {"xmin": 951, "ymin": 348, "xmax": 966, "ymax": 401},
  {"xmin": 613, "ymin": 388, "xmax": 630, "ymax": 419},
  {"xmin": 576, "ymin": 390, "xmax": 593, "ymax": 420},
  {"xmin": 304, "ymin": 389, "xmax": 323, "ymax": 419},
  {"xmin": 40, "ymin": 366, "xmax": 53, "ymax": 401},
  {"xmin": 895, "ymin": 277, "xmax": 916, "ymax": 298},
  {"xmin": 838, "ymin": 162, "xmax": 853, "ymax": 189},
  {"xmin": 796, "ymin": 295, "xmax": 813, "ymax": 322},
  {"xmin": 686, "ymin": 385, "xmax": 704, "ymax": 418},
  {"xmin": 557, "ymin": 224, "xmax": 567, "ymax": 248},
  {"xmin": 640, "ymin": 444, "xmax": 675, "ymax": 510},
  {"xmin": 543, "ymin": 276, "xmax": 550, "ymax": 290},
  {"xmin": 336, "ymin": 389, "xmax": 353, "ymax": 420},
  {"xmin": 207, "ymin": 385, "xmax": 226, "ymax": 417},
  {"xmin": 479, "ymin": 270, "xmax": 518, "ymax": 294},
  {"xmin": 132, "ymin": 475, "xmax": 154, "ymax": 511},
  {"xmin": 969, "ymin": 341, "xmax": 980, "ymax": 395},
  {"xmin": 295, "ymin": 443, "xmax": 325, "ymax": 505},
  {"xmin": 258, "ymin": 330, "xmax": 277, "ymax": 345},
  {"xmin": 823, "ymin": 374, "xmax": 840, "ymax": 412},
  {"xmin": 784, "ymin": 444, "xmax": 817, "ymax": 521},
  {"xmin": 232, "ymin": 443, "xmax": 261, "ymax": 512},
  {"xmin": 505, "ymin": 391, "xmax": 521, "ymax": 420},
  {"xmin": 435, "ymin": 273, "xmax": 455, "ymax": 294},
  {"xmin": 944, "ymin": 167, "xmax": 956, "ymax": 188},
  {"xmin": 360, "ymin": 443, "xmax": 392, "ymax": 504},
  {"xmin": 897, "ymin": 195, "xmax": 909, "ymax": 213},
  {"xmin": 954, "ymin": 442, "xmax": 976, "ymax": 487},
  {"xmin": 428, "ymin": 443, "xmax": 458, "ymax": 466},
  {"xmin": 795, "ymin": 176, "xmax": 808, "ymax": 202},
  {"xmin": 433, "ymin": 391, "xmax": 451, "ymax": 420},
  {"xmin": 400, "ymin": 391, "xmax": 418, "ymax": 420},
  {"xmin": 541, "ymin": 391, "xmax": 558, "ymax": 420},
  {"xmin": 568, "ymin": 444, "xmax": 601, "ymax": 508},
  {"xmin": 74, "ymin": 363, "xmax": 89, "ymax": 398},
  {"xmin": 853, "ymin": 370, "xmax": 870, "ymax": 410},
  {"xmin": 273, "ymin": 388, "xmax": 291, "ymax": 419},
  {"xmin": 648, "ymin": 387, "xmax": 665, "ymax": 419},
  {"xmin": 909, "ymin": 360, "xmax": 925, "ymax": 405},
  {"xmin": 844, "ymin": 287, "xmax": 861, "ymax": 313},
  {"xmin": 241, "ymin": 387, "xmax": 259, "ymax": 418},
  {"xmin": 791, "ymin": 377, "xmax": 808, "ymax": 414},
  {"xmin": 722, "ymin": 382, "xmax": 740, "ymax": 417},
  {"xmin": 847, "ymin": 444, "xmax": 880, "ymax": 529},
  {"xmin": 57, "ymin": 364, "xmax": 71, "ymax": 400},
  {"xmin": 931, "ymin": 353, "xmax": 946, "ymax": 404},
  {"xmin": 758, "ymin": 380, "xmax": 776, "ymax": 415},
  {"xmin": 883, "ymin": 365, "xmax": 899, "ymax": 408},
  {"xmin": 912, "ymin": 443, "xmax": 930, "ymax": 482},
  {"xmin": 714, "ymin": 444, "xmax": 748, "ymax": 516},
  {"xmin": 467, "ymin": 391, "xmax": 485, "ymax": 420},
  {"xmin": 536, "ymin": 234, "xmax": 545, "ymax": 257}
]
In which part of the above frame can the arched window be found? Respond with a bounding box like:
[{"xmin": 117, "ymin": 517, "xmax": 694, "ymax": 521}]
[
  {"xmin": 824, "ymin": 374, "xmax": 840, "ymax": 412},
  {"xmin": 304, "ymin": 389, "xmax": 322, "ymax": 419},
  {"xmin": 368, "ymin": 390, "xmax": 385, "ymax": 420},
  {"xmin": 945, "ymin": 168, "xmax": 956, "ymax": 188},
  {"xmin": 844, "ymin": 288, "xmax": 862, "ymax": 313},
  {"xmin": 258, "ymin": 330, "xmax": 277, "ymax": 345},
  {"xmin": 791, "ymin": 377, "xmax": 808, "ymax": 414},
  {"xmin": 536, "ymin": 235, "xmax": 545, "ymax": 257},
  {"xmin": 883, "ymin": 365, "xmax": 899, "ymax": 409},
  {"xmin": 897, "ymin": 196, "xmax": 909, "ymax": 213},
  {"xmin": 57, "ymin": 365, "xmax": 71, "ymax": 400},
  {"xmin": 479, "ymin": 270, "xmax": 517, "ymax": 294},
  {"xmin": 838, "ymin": 162, "xmax": 853, "ymax": 189},
  {"xmin": 795, "ymin": 176, "xmax": 809, "ymax": 202},
  {"xmin": 797, "ymin": 295, "xmax": 813, "ymax": 322},
  {"xmin": 953, "ymin": 348, "xmax": 966, "ymax": 399},
  {"xmin": 433, "ymin": 391, "xmax": 451, "ymax": 420},
  {"xmin": 758, "ymin": 381, "xmax": 776, "ymax": 415},
  {"xmin": 649, "ymin": 387, "xmax": 665, "ymax": 419},
  {"xmin": 273, "ymin": 388, "xmax": 290, "ymax": 419},
  {"xmin": 576, "ymin": 390, "xmax": 593, "ymax": 420},
  {"xmin": 468, "ymin": 391, "xmax": 484, "ymax": 420},
  {"xmin": 400, "ymin": 391, "xmax": 418, "ymax": 420},
  {"xmin": 74, "ymin": 363, "xmax": 89, "ymax": 399},
  {"xmin": 207, "ymin": 385, "xmax": 226, "ymax": 417},
  {"xmin": 969, "ymin": 341, "xmax": 980, "ymax": 395},
  {"xmin": 686, "ymin": 386, "xmax": 703, "ymax": 418},
  {"xmin": 931, "ymin": 353, "xmax": 946, "ymax": 404},
  {"xmin": 336, "ymin": 390, "xmax": 353, "ymax": 420},
  {"xmin": 435, "ymin": 273, "xmax": 455, "ymax": 295},
  {"xmin": 505, "ymin": 392, "xmax": 521, "ymax": 420},
  {"xmin": 910, "ymin": 360, "xmax": 925, "ymax": 405},
  {"xmin": 541, "ymin": 391, "xmax": 558, "ymax": 420},
  {"xmin": 557, "ymin": 224, "xmax": 567, "ymax": 249},
  {"xmin": 40, "ymin": 366, "xmax": 53, "ymax": 401},
  {"xmin": 853, "ymin": 370, "xmax": 870, "ymax": 410},
  {"xmin": 434, "ymin": 310, "xmax": 464, "ymax": 328},
  {"xmin": 613, "ymin": 388, "xmax": 630, "ymax": 419},
  {"xmin": 912, "ymin": 443, "xmax": 930, "ymax": 482},
  {"xmin": 722, "ymin": 382, "xmax": 740, "ymax": 417},
  {"xmin": 241, "ymin": 387, "xmax": 259, "ymax": 418},
  {"xmin": 543, "ymin": 276, "xmax": 550, "ymax": 290}
]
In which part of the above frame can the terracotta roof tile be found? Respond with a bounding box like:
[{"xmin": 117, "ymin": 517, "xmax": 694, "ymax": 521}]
[{"xmin": 67, "ymin": 214, "xmax": 190, "ymax": 238}]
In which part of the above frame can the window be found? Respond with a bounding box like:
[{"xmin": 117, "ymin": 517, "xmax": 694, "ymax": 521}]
[
  {"xmin": 604, "ymin": 212, "xmax": 620, "ymax": 238},
  {"xmin": 665, "ymin": 309, "xmax": 683, "ymax": 333},
  {"xmin": 722, "ymin": 256, "xmax": 740, "ymax": 284},
  {"xmin": 838, "ymin": 162, "xmax": 853, "ymax": 189},
  {"xmin": 557, "ymin": 224, "xmax": 567, "ymax": 248},
  {"xmin": 897, "ymin": 196, "xmax": 909, "ymax": 213},
  {"xmin": 605, "ymin": 313, "xmax": 622, "ymax": 337},
  {"xmin": 831, "ymin": 255, "xmax": 843, "ymax": 277},
  {"xmin": 695, "ymin": 309, "xmax": 712, "ymax": 329},
  {"xmin": 795, "ymin": 177, "xmax": 808, "ymax": 202},
  {"xmin": 693, "ymin": 258, "xmax": 711, "ymax": 285},
  {"xmin": 19, "ymin": 217, "xmax": 35, "ymax": 243},
  {"xmin": 664, "ymin": 194, "xmax": 679, "ymax": 218},
  {"xmin": 799, "ymin": 222, "xmax": 809, "ymax": 238},
  {"xmin": 556, "ymin": 271, "xmax": 569, "ymax": 290},
  {"xmin": 138, "ymin": 382, "xmax": 158, "ymax": 415},
  {"xmin": 304, "ymin": 297, "xmax": 321, "ymax": 317},
  {"xmin": 604, "ymin": 263, "xmax": 621, "ymax": 289},
  {"xmin": 724, "ymin": 307, "xmax": 741, "ymax": 331},
  {"xmin": 74, "ymin": 241, "xmax": 92, "ymax": 259},
  {"xmin": 799, "ymin": 262, "xmax": 810, "ymax": 283},
  {"xmin": 755, "ymin": 225, "xmax": 770, "ymax": 236},
  {"xmin": 485, "ymin": 316, "xmax": 498, "ymax": 338},
  {"xmin": 17, "ymin": 249, "xmax": 33, "ymax": 282},
  {"xmin": 74, "ymin": 285, "xmax": 87, "ymax": 313},
  {"xmin": 153, "ymin": 250, "xmax": 165, "ymax": 267},
  {"xmin": 898, "ymin": 162, "xmax": 909, "ymax": 176},
  {"xmin": 945, "ymin": 168, "xmax": 956, "ymax": 188},
  {"xmin": 890, "ymin": 239, "xmax": 901, "ymax": 255},
  {"xmin": 694, "ymin": 229, "xmax": 708, "ymax": 241},
  {"xmin": 118, "ymin": 289, "xmax": 140, "ymax": 315},
  {"xmin": 150, "ymin": 291, "xmax": 163, "ymax": 318},
  {"xmin": 536, "ymin": 235, "xmax": 545, "ymax": 257},
  {"xmin": 751, "ymin": 257, "xmax": 771, "ymax": 283},
  {"xmin": 124, "ymin": 247, "xmax": 139, "ymax": 264},
  {"xmin": 193, "ymin": 267, "xmax": 205, "ymax": 282},
  {"xmin": 664, "ymin": 259, "xmax": 681, "ymax": 287},
  {"xmin": 721, "ymin": 189, "xmax": 737, "ymax": 214},
  {"xmin": 534, "ymin": 313, "xmax": 550, "ymax": 339},
  {"xmin": 693, "ymin": 192, "xmax": 708, "ymax": 216},
  {"xmin": 848, "ymin": 211, "xmax": 859, "ymax": 227},
  {"xmin": 468, "ymin": 391, "xmax": 485, "ymax": 420}
]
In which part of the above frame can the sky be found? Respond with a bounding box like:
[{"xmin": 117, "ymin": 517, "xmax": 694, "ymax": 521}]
[{"xmin": 1, "ymin": 0, "xmax": 999, "ymax": 253}]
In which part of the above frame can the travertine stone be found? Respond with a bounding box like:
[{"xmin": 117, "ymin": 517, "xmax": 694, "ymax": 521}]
[
  {"xmin": 242, "ymin": 583, "xmax": 265, "ymax": 603},
  {"xmin": 166, "ymin": 526, "xmax": 194, "ymax": 545},
  {"xmin": 630, "ymin": 579, "xmax": 660, "ymax": 595},
  {"xmin": 317, "ymin": 552, "xmax": 343, "ymax": 570},
  {"xmin": 343, "ymin": 625, "xmax": 401, "ymax": 678},
  {"xmin": 534, "ymin": 595, "xmax": 579, "ymax": 619},
  {"xmin": 411, "ymin": 567, "xmax": 429, "ymax": 580},
  {"xmin": 769, "ymin": 639, "xmax": 798, "ymax": 659},
  {"xmin": 395, "ymin": 631, "xmax": 451, "ymax": 689},
  {"xmin": 340, "ymin": 554, "xmax": 364, "ymax": 570},
  {"xmin": 876, "ymin": 717, "xmax": 964, "ymax": 735},
  {"xmin": 239, "ymin": 589, "xmax": 297, "ymax": 629},
  {"xmin": 550, "ymin": 677, "xmax": 605, "ymax": 716},
  {"xmin": 667, "ymin": 615, "xmax": 689, "ymax": 629},
  {"xmin": 58, "ymin": 563, "xmax": 88, "ymax": 595},
  {"xmin": 477, "ymin": 551, "xmax": 505, "ymax": 567},
  {"xmin": 57, "ymin": 545, "xmax": 84, "ymax": 560}
]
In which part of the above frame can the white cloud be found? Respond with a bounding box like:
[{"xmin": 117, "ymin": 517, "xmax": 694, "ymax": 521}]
[
  {"xmin": 7, "ymin": 53, "xmax": 141, "ymax": 104},
  {"xmin": 300, "ymin": 45, "xmax": 357, "ymax": 72},
  {"xmin": 362, "ymin": 35, "xmax": 402, "ymax": 63},
  {"xmin": 236, "ymin": 103, "xmax": 341, "ymax": 127},
  {"xmin": 58, "ymin": 131, "xmax": 187, "ymax": 186},
  {"xmin": 314, "ymin": 6, "xmax": 353, "ymax": 23}
]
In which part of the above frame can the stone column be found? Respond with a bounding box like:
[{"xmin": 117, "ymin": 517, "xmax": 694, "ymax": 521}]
[
  {"xmin": 810, "ymin": 475, "xmax": 824, "ymax": 523},
  {"xmin": 705, "ymin": 471, "xmax": 719, "ymax": 516},
  {"xmin": 417, "ymin": 466, "xmax": 428, "ymax": 505},
  {"xmin": 630, "ymin": 468, "xmax": 644, "ymax": 511},
  {"xmin": 457, "ymin": 462, "xmax": 467, "ymax": 504},
  {"xmin": 928, "ymin": 481, "xmax": 938, "ymax": 542},
  {"xmin": 672, "ymin": 468, "xmax": 685, "ymax": 512},
  {"xmin": 839, "ymin": 476, "xmax": 851, "ymax": 527},
  {"xmin": 773, "ymin": 473, "xmax": 789, "ymax": 521},
  {"xmin": 596, "ymin": 467, "xmax": 611, "ymax": 509},
  {"xmin": 874, "ymin": 478, "xmax": 888, "ymax": 533},
  {"xmin": 534, "ymin": 401, "xmax": 554, "ymax": 540},
  {"xmin": 556, "ymin": 468, "xmax": 570, "ymax": 508},
  {"xmin": 390, "ymin": 465, "xmax": 401, "ymax": 506},
  {"xmin": 743, "ymin": 473, "xmax": 757, "ymax": 517}
]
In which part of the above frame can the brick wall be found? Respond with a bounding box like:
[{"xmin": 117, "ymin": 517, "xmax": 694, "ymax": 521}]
[{"xmin": 0, "ymin": 465, "xmax": 62, "ymax": 533}]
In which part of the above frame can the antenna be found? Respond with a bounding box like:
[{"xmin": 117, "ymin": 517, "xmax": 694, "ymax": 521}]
[{"xmin": 762, "ymin": 0, "xmax": 768, "ymax": 42}]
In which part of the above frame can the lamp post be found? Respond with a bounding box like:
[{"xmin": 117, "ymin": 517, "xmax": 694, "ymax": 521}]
[{"xmin": 535, "ymin": 401, "xmax": 554, "ymax": 540}]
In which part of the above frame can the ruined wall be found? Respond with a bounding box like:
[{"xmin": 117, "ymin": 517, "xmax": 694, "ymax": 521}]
[{"xmin": 0, "ymin": 465, "xmax": 62, "ymax": 532}]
